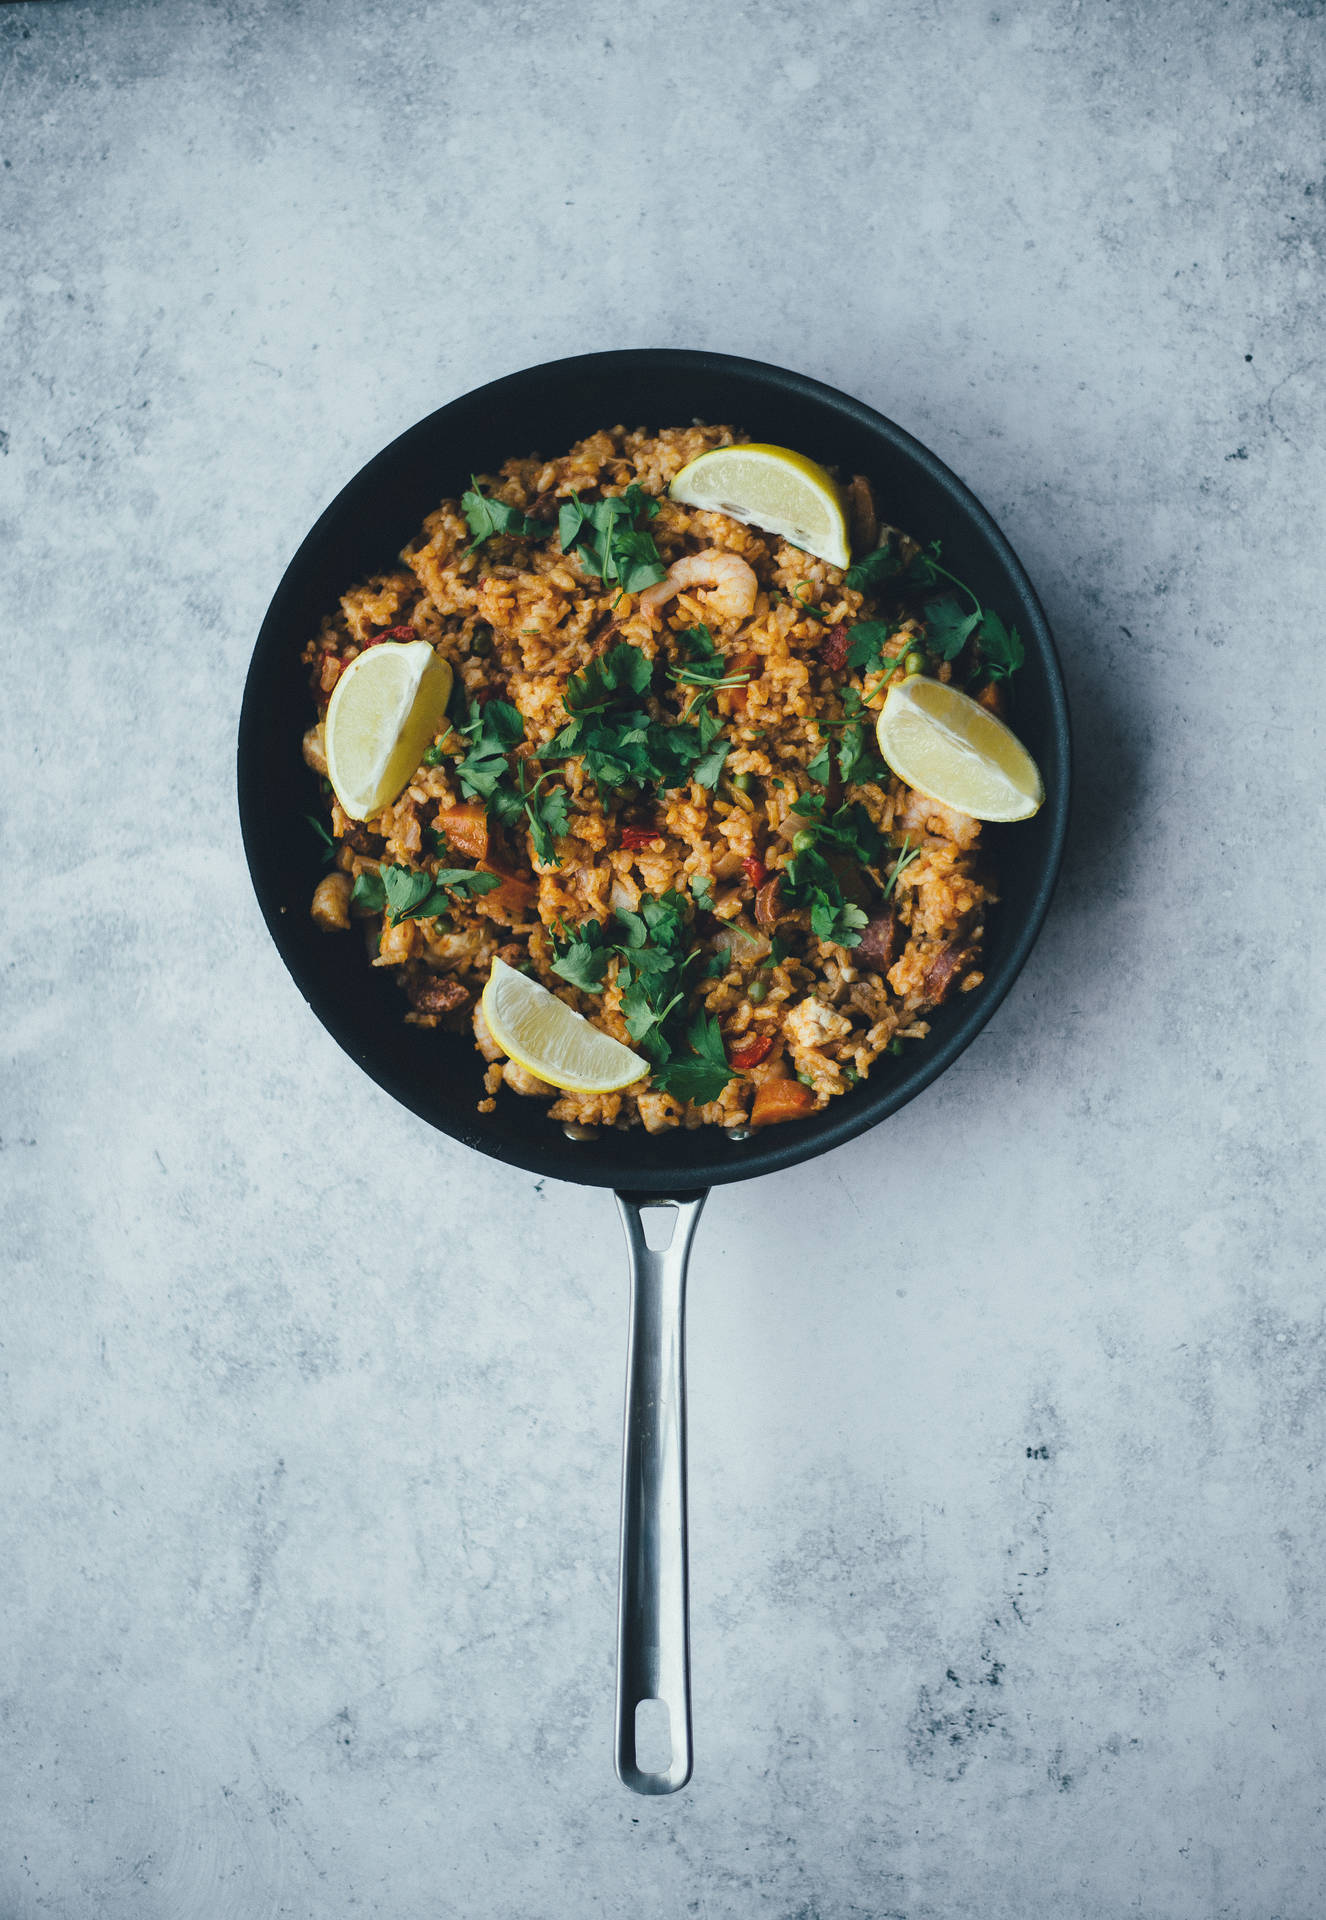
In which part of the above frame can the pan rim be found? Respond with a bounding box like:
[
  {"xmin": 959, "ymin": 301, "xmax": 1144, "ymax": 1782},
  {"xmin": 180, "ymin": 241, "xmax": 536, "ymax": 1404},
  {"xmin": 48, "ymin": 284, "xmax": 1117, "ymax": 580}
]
[{"xmin": 238, "ymin": 347, "xmax": 1071, "ymax": 1192}]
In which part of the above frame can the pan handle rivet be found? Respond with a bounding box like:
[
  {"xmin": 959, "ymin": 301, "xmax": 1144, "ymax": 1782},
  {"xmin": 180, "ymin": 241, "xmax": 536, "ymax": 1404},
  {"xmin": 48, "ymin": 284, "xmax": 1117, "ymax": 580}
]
[
  {"xmin": 562, "ymin": 1122, "xmax": 597, "ymax": 1142},
  {"xmin": 724, "ymin": 1127, "xmax": 754, "ymax": 1143}
]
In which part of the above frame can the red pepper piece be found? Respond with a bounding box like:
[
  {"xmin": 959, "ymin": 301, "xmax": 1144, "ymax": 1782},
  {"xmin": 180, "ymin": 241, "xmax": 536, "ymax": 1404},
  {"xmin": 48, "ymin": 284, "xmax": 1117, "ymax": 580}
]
[
  {"xmin": 741, "ymin": 856, "xmax": 767, "ymax": 888},
  {"xmin": 820, "ymin": 623, "xmax": 851, "ymax": 671},
  {"xmin": 730, "ymin": 1033, "xmax": 774, "ymax": 1071},
  {"xmin": 620, "ymin": 826, "xmax": 660, "ymax": 852},
  {"xmin": 365, "ymin": 623, "xmax": 417, "ymax": 647}
]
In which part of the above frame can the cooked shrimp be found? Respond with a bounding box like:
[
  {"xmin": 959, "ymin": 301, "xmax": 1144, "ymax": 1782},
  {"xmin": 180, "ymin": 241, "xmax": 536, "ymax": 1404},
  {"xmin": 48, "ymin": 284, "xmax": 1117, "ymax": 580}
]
[{"xmin": 639, "ymin": 549, "xmax": 758, "ymax": 625}]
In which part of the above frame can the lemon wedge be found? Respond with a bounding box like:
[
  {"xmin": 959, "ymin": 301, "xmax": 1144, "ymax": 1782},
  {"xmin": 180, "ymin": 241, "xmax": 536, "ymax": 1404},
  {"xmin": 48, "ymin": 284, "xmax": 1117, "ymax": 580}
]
[
  {"xmin": 324, "ymin": 640, "xmax": 454, "ymax": 821},
  {"xmin": 669, "ymin": 443, "xmax": 851, "ymax": 569},
  {"xmin": 875, "ymin": 676, "xmax": 1044, "ymax": 822},
  {"xmin": 481, "ymin": 958, "xmax": 648, "ymax": 1094}
]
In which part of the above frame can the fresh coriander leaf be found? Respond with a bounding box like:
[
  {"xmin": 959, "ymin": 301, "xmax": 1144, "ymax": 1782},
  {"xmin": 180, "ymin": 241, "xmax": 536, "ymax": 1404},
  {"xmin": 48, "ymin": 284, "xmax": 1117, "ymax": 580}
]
[
  {"xmin": 551, "ymin": 918, "xmax": 611, "ymax": 992},
  {"xmin": 924, "ymin": 593, "xmax": 982, "ymax": 662},
  {"xmin": 978, "ymin": 608, "xmax": 1025, "ymax": 680},
  {"xmin": 382, "ymin": 861, "xmax": 498, "ymax": 921},
  {"xmin": 844, "ymin": 536, "xmax": 901, "ymax": 593},
  {"xmin": 350, "ymin": 869, "xmax": 387, "ymax": 913},
  {"xmin": 653, "ymin": 1011, "xmax": 734, "ymax": 1106},
  {"xmin": 305, "ymin": 813, "xmax": 336, "ymax": 866},
  {"xmin": 559, "ymin": 488, "xmax": 665, "ymax": 590},
  {"xmin": 807, "ymin": 739, "xmax": 833, "ymax": 784},
  {"xmin": 845, "ymin": 620, "xmax": 895, "ymax": 673},
  {"xmin": 525, "ymin": 776, "xmax": 570, "ymax": 865},
  {"xmin": 790, "ymin": 790, "xmax": 827, "ymax": 823},
  {"xmin": 692, "ymin": 737, "xmax": 730, "ymax": 789},
  {"xmin": 614, "ymin": 528, "xmax": 668, "ymax": 592},
  {"xmin": 836, "ymin": 721, "xmax": 888, "ymax": 788},
  {"xmin": 677, "ymin": 624, "xmax": 718, "ymax": 660},
  {"xmin": 558, "ymin": 497, "xmax": 592, "ymax": 551},
  {"xmin": 881, "ymin": 835, "xmax": 921, "ymax": 902},
  {"xmin": 809, "ymin": 894, "xmax": 869, "ymax": 944},
  {"xmin": 382, "ymin": 865, "xmax": 436, "ymax": 919},
  {"xmin": 483, "ymin": 700, "xmax": 525, "ymax": 746},
  {"xmin": 456, "ymin": 697, "xmax": 526, "ymax": 800},
  {"xmin": 432, "ymin": 867, "xmax": 501, "ymax": 899},
  {"xmin": 563, "ymin": 642, "xmax": 652, "ymax": 714},
  {"xmin": 461, "ymin": 481, "xmax": 552, "ymax": 549},
  {"xmin": 613, "ymin": 907, "xmax": 649, "ymax": 951},
  {"xmin": 486, "ymin": 784, "xmax": 527, "ymax": 829},
  {"xmin": 690, "ymin": 873, "xmax": 715, "ymax": 911}
]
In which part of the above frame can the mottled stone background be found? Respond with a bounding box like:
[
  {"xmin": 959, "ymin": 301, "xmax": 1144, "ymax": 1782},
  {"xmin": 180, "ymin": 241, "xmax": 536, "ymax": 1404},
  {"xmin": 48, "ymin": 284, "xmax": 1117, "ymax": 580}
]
[{"xmin": 2, "ymin": 1, "xmax": 1323, "ymax": 1915}]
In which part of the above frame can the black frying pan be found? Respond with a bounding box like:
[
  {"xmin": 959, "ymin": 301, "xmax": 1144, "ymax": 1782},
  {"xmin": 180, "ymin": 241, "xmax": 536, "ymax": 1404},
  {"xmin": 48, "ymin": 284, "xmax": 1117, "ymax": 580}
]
[{"xmin": 238, "ymin": 349, "xmax": 1071, "ymax": 1794}]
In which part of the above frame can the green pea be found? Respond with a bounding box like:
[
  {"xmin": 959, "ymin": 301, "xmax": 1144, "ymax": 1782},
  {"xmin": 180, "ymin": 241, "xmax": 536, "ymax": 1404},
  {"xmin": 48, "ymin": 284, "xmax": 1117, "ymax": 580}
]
[
  {"xmin": 471, "ymin": 626, "xmax": 492, "ymax": 655},
  {"xmin": 904, "ymin": 651, "xmax": 925, "ymax": 676},
  {"xmin": 889, "ymin": 1037, "xmax": 905, "ymax": 1056},
  {"xmin": 747, "ymin": 976, "xmax": 767, "ymax": 1004},
  {"xmin": 792, "ymin": 829, "xmax": 817, "ymax": 854},
  {"xmin": 734, "ymin": 771, "xmax": 754, "ymax": 794}
]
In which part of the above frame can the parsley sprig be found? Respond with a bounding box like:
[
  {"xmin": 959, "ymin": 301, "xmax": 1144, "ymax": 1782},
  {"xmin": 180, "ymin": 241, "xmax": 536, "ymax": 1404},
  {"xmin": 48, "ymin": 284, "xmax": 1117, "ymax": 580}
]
[
  {"xmin": 845, "ymin": 537, "xmax": 1024, "ymax": 683},
  {"xmin": 353, "ymin": 861, "xmax": 500, "ymax": 922},
  {"xmin": 780, "ymin": 797, "xmax": 887, "ymax": 948},
  {"xmin": 550, "ymin": 890, "xmax": 736, "ymax": 1106},
  {"xmin": 543, "ymin": 641, "xmax": 730, "ymax": 793},
  {"xmin": 558, "ymin": 485, "xmax": 667, "ymax": 594},
  {"xmin": 881, "ymin": 834, "xmax": 921, "ymax": 902},
  {"xmin": 461, "ymin": 480, "xmax": 553, "ymax": 551},
  {"xmin": 488, "ymin": 759, "xmax": 571, "ymax": 866}
]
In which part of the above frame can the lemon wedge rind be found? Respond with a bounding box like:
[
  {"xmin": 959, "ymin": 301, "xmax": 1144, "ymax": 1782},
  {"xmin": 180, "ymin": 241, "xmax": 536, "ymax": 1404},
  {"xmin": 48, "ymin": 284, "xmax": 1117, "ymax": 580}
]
[
  {"xmin": 669, "ymin": 443, "xmax": 851, "ymax": 570},
  {"xmin": 324, "ymin": 639, "xmax": 454, "ymax": 821},
  {"xmin": 875, "ymin": 676, "xmax": 1044, "ymax": 823},
  {"xmin": 481, "ymin": 958, "xmax": 648, "ymax": 1095}
]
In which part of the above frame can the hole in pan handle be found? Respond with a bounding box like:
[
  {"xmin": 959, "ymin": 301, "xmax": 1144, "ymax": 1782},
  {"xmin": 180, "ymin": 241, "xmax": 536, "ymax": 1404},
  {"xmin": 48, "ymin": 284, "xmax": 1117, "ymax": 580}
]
[{"xmin": 612, "ymin": 1189, "xmax": 708, "ymax": 1795}]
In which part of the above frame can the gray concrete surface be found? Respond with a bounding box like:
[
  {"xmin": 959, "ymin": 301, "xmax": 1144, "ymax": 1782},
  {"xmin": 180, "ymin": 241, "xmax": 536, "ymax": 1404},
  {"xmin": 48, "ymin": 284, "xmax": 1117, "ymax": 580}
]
[{"xmin": 2, "ymin": 2, "xmax": 1324, "ymax": 1914}]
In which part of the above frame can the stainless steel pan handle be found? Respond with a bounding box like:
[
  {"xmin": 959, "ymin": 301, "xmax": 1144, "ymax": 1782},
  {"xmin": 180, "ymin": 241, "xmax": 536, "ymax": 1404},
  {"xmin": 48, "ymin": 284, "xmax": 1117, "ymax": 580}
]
[{"xmin": 612, "ymin": 1190, "xmax": 707, "ymax": 1794}]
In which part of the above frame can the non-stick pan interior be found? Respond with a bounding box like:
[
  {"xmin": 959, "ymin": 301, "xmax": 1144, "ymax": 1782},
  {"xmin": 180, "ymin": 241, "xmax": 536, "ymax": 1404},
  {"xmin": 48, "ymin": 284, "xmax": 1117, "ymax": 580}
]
[{"xmin": 238, "ymin": 350, "xmax": 1070, "ymax": 1192}]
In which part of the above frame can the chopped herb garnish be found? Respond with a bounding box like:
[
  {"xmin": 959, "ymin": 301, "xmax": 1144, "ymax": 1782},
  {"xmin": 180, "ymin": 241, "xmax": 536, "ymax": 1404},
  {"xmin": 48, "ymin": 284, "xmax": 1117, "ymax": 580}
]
[
  {"xmin": 489, "ymin": 759, "xmax": 570, "ymax": 865},
  {"xmin": 779, "ymin": 799, "xmax": 885, "ymax": 948},
  {"xmin": 382, "ymin": 861, "xmax": 498, "ymax": 922},
  {"xmin": 690, "ymin": 873, "xmax": 715, "ymax": 912},
  {"xmin": 461, "ymin": 480, "xmax": 553, "ymax": 550},
  {"xmin": 544, "ymin": 641, "xmax": 730, "ymax": 794},
  {"xmin": 978, "ymin": 608, "xmax": 1025, "ymax": 680},
  {"xmin": 844, "ymin": 534, "xmax": 904, "ymax": 593},
  {"xmin": 549, "ymin": 891, "xmax": 736, "ymax": 1104},
  {"xmin": 305, "ymin": 813, "xmax": 336, "ymax": 866},
  {"xmin": 455, "ymin": 696, "xmax": 525, "ymax": 800},
  {"xmin": 558, "ymin": 485, "xmax": 667, "ymax": 592},
  {"xmin": 845, "ymin": 620, "xmax": 910, "ymax": 675},
  {"xmin": 806, "ymin": 738, "xmax": 833, "ymax": 784},
  {"xmin": 550, "ymin": 916, "xmax": 614, "ymax": 992},
  {"xmin": 652, "ymin": 1010, "xmax": 733, "ymax": 1106},
  {"xmin": 350, "ymin": 869, "xmax": 387, "ymax": 913},
  {"xmin": 843, "ymin": 535, "xmax": 1023, "ymax": 685},
  {"xmin": 881, "ymin": 834, "xmax": 921, "ymax": 901}
]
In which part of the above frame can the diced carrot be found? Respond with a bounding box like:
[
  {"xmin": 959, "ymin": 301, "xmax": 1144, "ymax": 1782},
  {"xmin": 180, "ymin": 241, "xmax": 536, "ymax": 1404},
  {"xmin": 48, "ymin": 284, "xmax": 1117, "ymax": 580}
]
[
  {"xmin": 436, "ymin": 804, "xmax": 489, "ymax": 861},
  {"xmin": 750, "ymin": 1078, "xmax": 816, "ymax": 1127}
]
